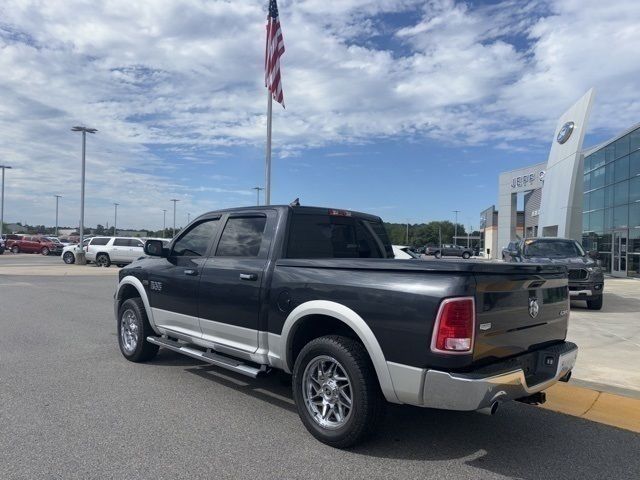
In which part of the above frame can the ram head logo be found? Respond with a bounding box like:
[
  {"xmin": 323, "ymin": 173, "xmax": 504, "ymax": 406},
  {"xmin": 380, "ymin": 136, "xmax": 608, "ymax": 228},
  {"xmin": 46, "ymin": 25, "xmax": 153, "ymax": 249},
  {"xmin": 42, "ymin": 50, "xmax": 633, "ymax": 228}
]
[{"xmin": 528, "ymin": 297, "xmax": 540, "ymax": 319}]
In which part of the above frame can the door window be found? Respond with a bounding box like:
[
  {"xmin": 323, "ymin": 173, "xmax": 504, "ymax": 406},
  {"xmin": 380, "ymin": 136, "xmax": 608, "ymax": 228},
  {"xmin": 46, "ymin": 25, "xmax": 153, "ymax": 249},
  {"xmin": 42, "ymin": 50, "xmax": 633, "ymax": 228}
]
[
  {"xmin": 172, "ymin": 219, "xmax": 219, "ymax": 257},
  {"xmin": 91, "ymin": 237, "xmax": 110, "ymax": 246},
  {"xmin": 113, "ymin": 238, "xmax": 129, "ymax": 247},
  {"xmin": 215, "ymin": 217, "xmax": 267, "ymax": 257}
]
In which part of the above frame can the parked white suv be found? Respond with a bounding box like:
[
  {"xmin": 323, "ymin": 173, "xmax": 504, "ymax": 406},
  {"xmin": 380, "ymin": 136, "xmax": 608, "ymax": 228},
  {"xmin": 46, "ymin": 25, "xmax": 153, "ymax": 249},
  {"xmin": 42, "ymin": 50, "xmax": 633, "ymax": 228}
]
[
  {"xmin": 62, "ymin": 238, "xmax": 92, "ymax": 264},
  {"xmin": 86, "ymin": 237, "xmax": 146, "ymax": 267}
]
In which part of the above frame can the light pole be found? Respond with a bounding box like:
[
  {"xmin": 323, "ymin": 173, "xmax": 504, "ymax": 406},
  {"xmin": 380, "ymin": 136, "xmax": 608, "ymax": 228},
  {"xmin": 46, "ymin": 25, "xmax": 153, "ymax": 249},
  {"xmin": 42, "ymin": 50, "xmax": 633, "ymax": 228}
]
[
  {"xmin": 253, "ymin": 186, "xmax": 264, "ymax": 206},
  {"xmin": 187, "ymin": 212, "xmax": 191, "ymax": 224},
  {"xmin": 113, "ymin": 203, "xmax": 119, "ymax": 236},
  {"xmin": 453, "ymin": 210, "xmax": 460, "ymax": 245},
  {"xmin": 0, "ymin": 165, "xmax": 12, "ymax": 236},
  {"xmin": 54, "ymin": 195, "xmax": 62, "ymax": 237},
  {"xmin": 406, "ymin": 221, "xmax": 409, "ymax": 244},
  {"xmin": 71, "ymin": 126, "xmax": 97, "ymax": 264},
  {"xmin": 162, "ymin": 209, "xmax": 167, "ymax": 238},
  {"xmin": 170, "ymin": 199, "xmax": 179, "ymax": 237}
]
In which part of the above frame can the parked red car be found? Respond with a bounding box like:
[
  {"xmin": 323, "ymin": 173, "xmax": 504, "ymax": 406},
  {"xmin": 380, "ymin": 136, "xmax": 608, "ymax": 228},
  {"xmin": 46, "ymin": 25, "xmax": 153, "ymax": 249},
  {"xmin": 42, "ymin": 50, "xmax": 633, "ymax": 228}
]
[{"xmin": 8, "ymin": 236, "xmax": 63, "ymax": 255}]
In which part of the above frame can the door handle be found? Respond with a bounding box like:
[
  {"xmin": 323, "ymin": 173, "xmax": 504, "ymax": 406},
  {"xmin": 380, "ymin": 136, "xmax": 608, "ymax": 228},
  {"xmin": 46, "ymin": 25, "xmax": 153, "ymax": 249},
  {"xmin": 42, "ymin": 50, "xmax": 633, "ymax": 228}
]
[
  {"xmin": 184, "ymin": 269, "xmax": 199, "ymax": 276},
  {"xmin": 239, "ymin": 273, "xmax": 258, "ymax": 281}
]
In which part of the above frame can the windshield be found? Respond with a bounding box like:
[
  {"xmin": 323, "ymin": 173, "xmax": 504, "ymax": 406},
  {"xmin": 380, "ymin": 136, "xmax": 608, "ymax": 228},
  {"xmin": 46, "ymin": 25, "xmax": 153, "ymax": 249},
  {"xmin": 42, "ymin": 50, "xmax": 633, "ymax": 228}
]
[{"xmin": 523, "ymin": 239, "xmax": 585, "ymax": 258}]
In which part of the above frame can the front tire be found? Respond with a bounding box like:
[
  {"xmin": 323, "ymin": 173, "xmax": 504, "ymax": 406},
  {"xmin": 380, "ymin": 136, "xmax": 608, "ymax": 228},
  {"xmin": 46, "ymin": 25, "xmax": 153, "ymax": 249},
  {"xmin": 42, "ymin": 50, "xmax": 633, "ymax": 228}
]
[
  {"xmin": 63, "ymin": 251, "xmax": 75, "ymax": 264},
  {"xmin": 462, "ymin": 252, "xmax": 471, "ymax": 259},
  {"xmin": 11, "ymin": 245, "xmax": 19, "ymax": 254},
  {"xmin": 587, "ymin": 295, "xmax": 603, "ymax": 310},
  {"xmin": 96, "ymin": 253, "xmax": 111, "ymax": 267},
  {"xmin": 292, "ymin": 335, "xmax": 384, "ymax": 448},
  {"xmin": 118, "ymin": 297, "xmax": 159, "ymax": 362},
  {"xmin": 41, "ymin": 247, "xmax": 50, "ymax": 256},
  {"xmin": 435, "ymin": 251, "xmax": 442, "ymax": 259}
]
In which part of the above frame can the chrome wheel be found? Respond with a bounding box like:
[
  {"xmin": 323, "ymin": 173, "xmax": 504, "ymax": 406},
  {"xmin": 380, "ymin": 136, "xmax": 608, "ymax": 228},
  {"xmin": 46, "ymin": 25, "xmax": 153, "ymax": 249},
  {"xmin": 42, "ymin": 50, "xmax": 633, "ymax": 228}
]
[
  {"xmin": 96, "ymin": 255, "xmax": 108, "ymax": 267},
  {"xmin": 120, "ymin": 309, "xmax": 139, "ymax": 354},
  {"xmin": 302, "ymin": 355, "xmax": 353, "ymax": 430},
  {"xmin": 63, "ymin": 252, "xmax": 75, "ymax": 264}
]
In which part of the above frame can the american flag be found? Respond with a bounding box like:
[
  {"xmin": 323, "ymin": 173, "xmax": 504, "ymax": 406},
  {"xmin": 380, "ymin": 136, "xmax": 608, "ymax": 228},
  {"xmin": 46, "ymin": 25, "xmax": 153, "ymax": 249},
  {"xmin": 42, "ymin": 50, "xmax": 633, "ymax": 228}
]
[{"xmin": 265, "ymin": 0, "xmax": 285, "ymax": 107}]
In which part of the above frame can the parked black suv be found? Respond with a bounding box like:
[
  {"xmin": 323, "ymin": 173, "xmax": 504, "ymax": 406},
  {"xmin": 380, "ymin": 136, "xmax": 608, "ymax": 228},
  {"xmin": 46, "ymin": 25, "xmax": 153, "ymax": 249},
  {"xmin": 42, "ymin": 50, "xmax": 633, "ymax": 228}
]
[{"xmin": 503, "ymin": 237, "xmax": 604, "ymax": 310}]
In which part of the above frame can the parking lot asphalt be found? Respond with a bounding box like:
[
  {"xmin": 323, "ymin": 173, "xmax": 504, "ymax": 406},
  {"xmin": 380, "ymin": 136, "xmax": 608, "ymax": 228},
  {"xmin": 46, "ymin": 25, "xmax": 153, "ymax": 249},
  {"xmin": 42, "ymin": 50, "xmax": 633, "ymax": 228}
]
[{"xmin": 1, "ymin": 256, "xmax": 639, "ymax": 479}]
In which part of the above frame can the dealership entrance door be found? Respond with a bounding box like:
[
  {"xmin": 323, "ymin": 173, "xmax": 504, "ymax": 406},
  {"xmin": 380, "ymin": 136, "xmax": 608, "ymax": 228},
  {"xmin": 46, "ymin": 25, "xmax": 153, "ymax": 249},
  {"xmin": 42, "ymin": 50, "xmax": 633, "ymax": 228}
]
[{"xmin": 612, "ymin": 229, "xmax": 628, "ymax": 277}]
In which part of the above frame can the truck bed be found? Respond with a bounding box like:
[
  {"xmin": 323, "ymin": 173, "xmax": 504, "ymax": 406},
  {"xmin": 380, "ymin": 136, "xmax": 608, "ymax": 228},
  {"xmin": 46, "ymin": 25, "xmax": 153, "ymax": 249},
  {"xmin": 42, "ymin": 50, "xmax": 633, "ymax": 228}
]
[{"xmin": 271, "ymin": 258, "xmax": 569, "ymax": 371}]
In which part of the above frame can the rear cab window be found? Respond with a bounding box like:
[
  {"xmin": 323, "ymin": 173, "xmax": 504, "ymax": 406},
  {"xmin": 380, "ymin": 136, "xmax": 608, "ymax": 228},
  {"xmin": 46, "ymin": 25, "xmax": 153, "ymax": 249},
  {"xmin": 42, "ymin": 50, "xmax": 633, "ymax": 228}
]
[{"xmin": 286, "ymin": 211, "xmax": 393, "ymax": 259}]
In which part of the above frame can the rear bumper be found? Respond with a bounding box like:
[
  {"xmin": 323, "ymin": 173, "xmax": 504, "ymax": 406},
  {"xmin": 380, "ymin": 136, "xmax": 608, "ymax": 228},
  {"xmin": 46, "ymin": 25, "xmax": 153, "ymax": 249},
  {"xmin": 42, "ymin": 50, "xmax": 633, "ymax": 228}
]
[{"xmin": 387, "ymin": 342, "xmax": 578, "ymax": 411}]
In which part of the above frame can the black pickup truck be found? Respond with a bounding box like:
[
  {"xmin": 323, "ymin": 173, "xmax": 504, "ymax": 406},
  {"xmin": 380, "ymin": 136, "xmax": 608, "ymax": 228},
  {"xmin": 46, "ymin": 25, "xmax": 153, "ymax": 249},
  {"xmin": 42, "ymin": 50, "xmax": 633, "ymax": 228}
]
[{"xmin": 114, "ymin": 205, "xmax": 577, "ymax": 447}]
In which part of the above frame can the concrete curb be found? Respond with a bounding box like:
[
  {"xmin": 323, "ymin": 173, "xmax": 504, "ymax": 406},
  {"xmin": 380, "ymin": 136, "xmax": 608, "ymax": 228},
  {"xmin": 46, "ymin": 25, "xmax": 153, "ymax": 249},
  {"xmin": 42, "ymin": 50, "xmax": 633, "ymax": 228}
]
[{"xmin": 541, "ymin": 383, "xmax": 640, "ymax": 433}]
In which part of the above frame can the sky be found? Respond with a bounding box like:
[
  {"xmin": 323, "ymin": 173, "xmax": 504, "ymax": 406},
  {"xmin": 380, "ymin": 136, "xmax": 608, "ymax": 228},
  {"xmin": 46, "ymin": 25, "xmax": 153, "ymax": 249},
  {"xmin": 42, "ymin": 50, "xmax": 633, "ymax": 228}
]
[{"xmin": 1, "ymin": 0, "xmax": 639, "ymax": 231}]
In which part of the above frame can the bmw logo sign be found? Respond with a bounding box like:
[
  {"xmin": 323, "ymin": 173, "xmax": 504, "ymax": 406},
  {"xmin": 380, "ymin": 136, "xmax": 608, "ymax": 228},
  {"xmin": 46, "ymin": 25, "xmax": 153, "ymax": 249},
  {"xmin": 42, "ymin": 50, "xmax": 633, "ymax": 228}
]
[{"xmin": 557, "ymin": 121, "xmax": 575, "ymax": 144}]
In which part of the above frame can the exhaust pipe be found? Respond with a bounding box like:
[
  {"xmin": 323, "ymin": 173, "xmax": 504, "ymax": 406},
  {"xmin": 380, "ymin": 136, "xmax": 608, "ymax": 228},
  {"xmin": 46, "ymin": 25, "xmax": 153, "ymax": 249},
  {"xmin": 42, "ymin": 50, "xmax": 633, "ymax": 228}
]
[
  {"xmin": 477, "ymin": 402, "xmax": 500, "ymax": 416},
  {"xmin": 560, "ymin": 371, "xmax": 572, "ymax": 383}
]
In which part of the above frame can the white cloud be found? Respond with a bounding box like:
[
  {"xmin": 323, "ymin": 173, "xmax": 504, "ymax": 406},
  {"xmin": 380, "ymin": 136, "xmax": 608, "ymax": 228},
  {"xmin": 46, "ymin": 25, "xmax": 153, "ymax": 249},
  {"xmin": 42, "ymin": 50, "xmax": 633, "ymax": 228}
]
[{"xmin": 0, "ymin": 0, "xmax": 638, "ymax": 227}]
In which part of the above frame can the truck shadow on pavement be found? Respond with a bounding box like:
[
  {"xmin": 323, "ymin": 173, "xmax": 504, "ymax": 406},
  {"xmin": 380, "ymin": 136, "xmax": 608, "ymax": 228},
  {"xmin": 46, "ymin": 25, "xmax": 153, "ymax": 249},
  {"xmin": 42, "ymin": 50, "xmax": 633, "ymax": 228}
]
[{"xmin": 164, "ymin": 352, "xmax": 640, "ymax": 480}]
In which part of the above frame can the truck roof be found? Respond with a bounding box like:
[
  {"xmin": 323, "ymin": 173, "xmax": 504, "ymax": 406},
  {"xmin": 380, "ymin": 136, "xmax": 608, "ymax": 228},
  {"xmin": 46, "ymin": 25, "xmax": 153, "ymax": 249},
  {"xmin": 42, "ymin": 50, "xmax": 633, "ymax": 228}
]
[{"xmin": 196, "ymin": 205, "xmax": 383, "ymax": 223}]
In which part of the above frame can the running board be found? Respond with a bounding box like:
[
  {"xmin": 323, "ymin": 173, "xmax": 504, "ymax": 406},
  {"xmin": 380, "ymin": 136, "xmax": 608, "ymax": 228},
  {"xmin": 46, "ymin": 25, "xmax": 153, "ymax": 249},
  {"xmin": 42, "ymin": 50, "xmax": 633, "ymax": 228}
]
[{"xmin": 146, "ymin": 336, "xmax": 267, "ymax": 378}]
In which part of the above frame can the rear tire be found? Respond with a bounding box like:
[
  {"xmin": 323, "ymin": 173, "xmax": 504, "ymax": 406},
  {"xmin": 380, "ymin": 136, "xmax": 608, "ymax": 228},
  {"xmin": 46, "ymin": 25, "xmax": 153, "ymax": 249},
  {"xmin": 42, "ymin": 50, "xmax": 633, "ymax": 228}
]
[
  {"xmin": 587, "ymin": 295, "xmax": 603, "ymax": 310},
  {"xmin": 63, "ymin": 251, "xmax": 75, "ymax": 264},
  {"xmin": 292, "ymin": 335, "xmax": 385, "ymax": 448},
  {"xmin": 435, "ymin": 251, "xmax": 442, "ymax": 259},
  {"xmin": 462, "ymin": 252, "xmax": 470, "ymax": 259},
  {"xmin": 96, "ymin": 253, "xmax": 111, "ymax": 267},
  {"xmin": 117, "ymin": 297, "xmax": 159, "ymax": 362}
]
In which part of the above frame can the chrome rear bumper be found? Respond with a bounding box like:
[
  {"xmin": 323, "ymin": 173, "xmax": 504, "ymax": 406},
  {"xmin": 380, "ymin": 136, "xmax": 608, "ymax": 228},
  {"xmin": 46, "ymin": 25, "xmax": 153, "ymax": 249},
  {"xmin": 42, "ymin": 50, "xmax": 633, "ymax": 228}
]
[{"xmin": 387, "ymin": 343, "xmax": 578, "ymax": 411}]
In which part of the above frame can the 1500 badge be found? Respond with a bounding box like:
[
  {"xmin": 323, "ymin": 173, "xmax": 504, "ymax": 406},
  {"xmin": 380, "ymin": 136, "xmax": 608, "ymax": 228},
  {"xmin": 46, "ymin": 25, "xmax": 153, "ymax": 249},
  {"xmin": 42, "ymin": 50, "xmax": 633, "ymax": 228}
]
[{"xmin": 150, "ymin": 281, "xmax": 163, "ymax": 292}]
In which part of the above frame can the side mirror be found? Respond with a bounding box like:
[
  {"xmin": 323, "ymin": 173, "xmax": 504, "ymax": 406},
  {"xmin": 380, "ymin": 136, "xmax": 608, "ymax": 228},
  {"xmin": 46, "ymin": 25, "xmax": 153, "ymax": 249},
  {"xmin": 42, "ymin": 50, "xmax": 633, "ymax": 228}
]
[
  {"xmin": 588, "ymin": 250, "xmax": 600, "ymax": 259},
  {"xmin": 144, "ymin": 239, "xmax": 168, "ymax": 257}
]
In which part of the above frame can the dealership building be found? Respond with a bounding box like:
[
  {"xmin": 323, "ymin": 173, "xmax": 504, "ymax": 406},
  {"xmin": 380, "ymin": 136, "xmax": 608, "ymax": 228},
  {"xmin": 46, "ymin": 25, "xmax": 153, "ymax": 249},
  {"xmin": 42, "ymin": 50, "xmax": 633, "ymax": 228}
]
[{"xmin": 480, "ymin": 89, "xmax": 640, "ymax": 278}]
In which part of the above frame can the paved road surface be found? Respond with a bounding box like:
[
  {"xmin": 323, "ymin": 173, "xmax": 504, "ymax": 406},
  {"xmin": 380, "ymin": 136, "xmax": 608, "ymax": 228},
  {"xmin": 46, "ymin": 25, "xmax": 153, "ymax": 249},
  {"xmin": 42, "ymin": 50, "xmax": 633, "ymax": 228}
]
[{"xmin": 1, "ymin": 269, "xmax": 638, "ymax": 479}]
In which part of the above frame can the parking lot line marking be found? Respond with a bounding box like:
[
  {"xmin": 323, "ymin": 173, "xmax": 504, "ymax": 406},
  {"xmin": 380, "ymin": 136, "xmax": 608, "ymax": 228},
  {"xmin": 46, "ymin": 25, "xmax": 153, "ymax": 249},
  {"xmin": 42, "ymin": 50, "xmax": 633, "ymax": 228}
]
[{"xmin": 542, "ymin": 383, "xmax": 640, "ymax": 433}]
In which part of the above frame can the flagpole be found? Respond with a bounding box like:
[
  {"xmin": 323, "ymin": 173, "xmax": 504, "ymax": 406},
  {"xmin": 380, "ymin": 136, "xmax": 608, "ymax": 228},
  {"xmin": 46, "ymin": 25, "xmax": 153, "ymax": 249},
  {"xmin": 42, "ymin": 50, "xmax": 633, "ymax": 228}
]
[{"xmin": 265, "ymin": 89, "xmax": 273, "ymax": 206}]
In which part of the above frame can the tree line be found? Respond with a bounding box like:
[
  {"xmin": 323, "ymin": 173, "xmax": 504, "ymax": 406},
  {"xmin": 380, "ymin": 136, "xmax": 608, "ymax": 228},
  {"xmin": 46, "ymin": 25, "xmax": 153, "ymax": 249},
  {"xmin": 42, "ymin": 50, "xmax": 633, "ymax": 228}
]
[{"xmin": 384, "ymin": 221, "xmax": 477, "ymax": 247}]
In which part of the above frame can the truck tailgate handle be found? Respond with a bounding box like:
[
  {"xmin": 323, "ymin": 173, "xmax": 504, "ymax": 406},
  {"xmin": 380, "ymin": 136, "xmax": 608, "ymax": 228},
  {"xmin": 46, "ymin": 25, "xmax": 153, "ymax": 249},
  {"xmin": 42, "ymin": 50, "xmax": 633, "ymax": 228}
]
[
  {"xmin": 184, "ymin": 269, "xmax": 199, "ymax": 276},
  {"xmin": 239, "ymin": 273, "xmax": 258, "ymax": 281}
]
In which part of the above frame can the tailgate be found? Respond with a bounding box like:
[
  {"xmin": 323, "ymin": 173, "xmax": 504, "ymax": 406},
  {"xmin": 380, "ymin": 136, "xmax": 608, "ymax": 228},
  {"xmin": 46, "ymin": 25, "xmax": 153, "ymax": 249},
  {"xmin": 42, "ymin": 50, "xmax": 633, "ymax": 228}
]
[{"xmin": 473, "ymin": 270, "xmax": 569, "ymax": 365}]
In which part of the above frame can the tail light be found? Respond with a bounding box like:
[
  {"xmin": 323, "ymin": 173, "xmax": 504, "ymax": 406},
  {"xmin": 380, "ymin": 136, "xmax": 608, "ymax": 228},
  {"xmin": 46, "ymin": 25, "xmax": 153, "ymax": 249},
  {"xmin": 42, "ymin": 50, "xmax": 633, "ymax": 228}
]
[{"xmin": 430, "ymin": 297, "xmax": 475, "ymax": 354}]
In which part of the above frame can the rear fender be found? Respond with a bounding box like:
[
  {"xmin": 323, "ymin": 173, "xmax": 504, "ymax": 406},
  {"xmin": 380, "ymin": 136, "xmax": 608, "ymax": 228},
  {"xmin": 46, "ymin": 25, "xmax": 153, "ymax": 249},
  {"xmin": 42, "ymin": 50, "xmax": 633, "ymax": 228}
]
[{"xmin": 279, "ymin": 300, "xmax": 400, "ymax": 404}]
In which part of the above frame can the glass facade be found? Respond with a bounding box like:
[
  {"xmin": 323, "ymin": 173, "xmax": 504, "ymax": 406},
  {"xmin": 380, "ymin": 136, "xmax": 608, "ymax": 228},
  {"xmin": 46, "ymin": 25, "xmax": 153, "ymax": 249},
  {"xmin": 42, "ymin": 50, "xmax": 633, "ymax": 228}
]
[{"xmin": 582, "ymin": 126, "xmax": 640, "ymax": 277}]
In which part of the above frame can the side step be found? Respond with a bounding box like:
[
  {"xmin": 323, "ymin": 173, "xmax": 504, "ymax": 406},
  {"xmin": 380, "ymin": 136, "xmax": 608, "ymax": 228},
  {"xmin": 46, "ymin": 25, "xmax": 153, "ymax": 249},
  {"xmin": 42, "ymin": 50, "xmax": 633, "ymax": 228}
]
[{"xmin": 147, "ymin": 336, "xmax": 267, "ymax": 378}]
